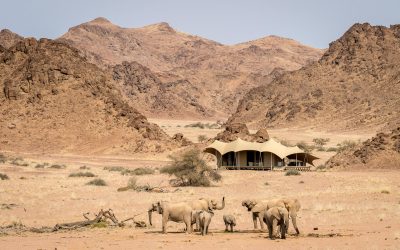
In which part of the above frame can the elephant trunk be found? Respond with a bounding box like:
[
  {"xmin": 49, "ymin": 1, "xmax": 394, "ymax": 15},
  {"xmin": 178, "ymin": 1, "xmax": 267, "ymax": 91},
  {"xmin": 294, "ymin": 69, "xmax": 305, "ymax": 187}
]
[
  {"xmin": 216, "ymin": 197, "xmax": 225, "ymax": 210},
  {"xmin": 148, "ymin": 209, "xmax": 153, "ymax": 226}
]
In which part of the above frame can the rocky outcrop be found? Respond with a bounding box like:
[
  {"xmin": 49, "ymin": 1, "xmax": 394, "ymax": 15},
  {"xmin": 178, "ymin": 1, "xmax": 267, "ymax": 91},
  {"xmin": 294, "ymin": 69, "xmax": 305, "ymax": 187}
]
[
  {"xmin": 0, "ymin": 38, "xmax": 182, "ymax": 154},
  {"xmin": 57, "ymin": 18, "xmax": 323, "ymax": 119},
  {"xmin": 214, "ymin": 123, "xmax": 269, "ymax": 142},
  {"xmin": 0, "ymin": 29, "xmax": 23, "ymax": 49},
  {"xmin": 326, "ymin": 127, "xmax": 400, "ymax": 169},
  {"xmin": 228, "ymin": 23, "xmax": 400, "ymax": 131}
]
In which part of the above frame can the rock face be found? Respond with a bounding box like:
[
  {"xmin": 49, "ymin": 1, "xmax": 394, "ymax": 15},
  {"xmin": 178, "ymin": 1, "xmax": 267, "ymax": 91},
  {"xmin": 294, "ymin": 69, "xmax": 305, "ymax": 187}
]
[
  {"xmin": 0, "ymin": 38, "xmax": 182, "ymax": 154},
  {"xmin": 214, "ymin": 123, "xmax": 269, "ymax": 142},
  {"xmin": 228, "ymin": 23, "xmax": 400, "ymax": 131},
  {"xmin": 0, "ymin": 29, "xmax": 23, "ymax": 48},
  {"xmin": 326, "ymin": 127, "xmax": 400, "ymax": 169},
  {"xmin": 57, "ymin": 18, "xmax": 324, "ymax": 119}
]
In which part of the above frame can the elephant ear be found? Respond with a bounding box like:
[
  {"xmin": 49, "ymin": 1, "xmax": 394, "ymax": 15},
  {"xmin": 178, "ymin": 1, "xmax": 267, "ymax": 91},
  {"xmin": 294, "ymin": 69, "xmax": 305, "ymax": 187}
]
[{"xmin": 251, "ymin": 203, "xmax": 265, "ymax": 213}]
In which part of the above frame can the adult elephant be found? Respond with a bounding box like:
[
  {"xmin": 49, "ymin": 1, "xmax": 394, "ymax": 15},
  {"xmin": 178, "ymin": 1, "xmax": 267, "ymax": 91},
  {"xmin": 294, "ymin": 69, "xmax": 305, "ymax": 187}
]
[
  {"xmin": 148, "ymin": 197, "xmax": 225, "ymax": 232},
  {"xmin": 242, "ymin": 198, "xmax": 301, "ymax": 234},
  {"xmin": 148, "ymin": 201, "xmax": 193, "ymax": 234}
]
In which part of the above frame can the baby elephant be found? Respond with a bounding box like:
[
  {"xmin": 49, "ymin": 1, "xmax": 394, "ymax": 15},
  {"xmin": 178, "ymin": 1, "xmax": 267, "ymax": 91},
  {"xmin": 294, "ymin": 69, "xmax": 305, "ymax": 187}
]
[
  {"xmin": 199, "ymin": 210, "xmax": 214, "ymax": 236},
  {"xmin": 263, "ymin": 207, "xmax": 289, "ymax": 239},
  {"xmin": 223, "ymin": 214, "xmax": 237, "ymax": 232}
]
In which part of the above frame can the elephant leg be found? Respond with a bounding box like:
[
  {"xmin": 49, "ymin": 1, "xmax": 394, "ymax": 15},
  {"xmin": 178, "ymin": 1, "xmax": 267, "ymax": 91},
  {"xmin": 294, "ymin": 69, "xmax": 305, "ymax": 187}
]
[
  {"xmin": 290, "ymin": 212, "xmax": 300, "ymax": 235},
  {"xmin": 162, "ymin": 216, "xmax": 168, "ymax": 234},
  {"xmin": 196, "ymin": 217, "xmax": 200, "ymax": 231},
  {"xmin": 225, "ymin": 223, "xmax": 228, "ymax": 231},
  {"xmin": 267, "ymin": 221, "xmax": 273, "ymax": 239},
  {"xmin": 272, "ymin": 219, "xmax": 279, "ymax": 238},
  {"xmin": 185, "ymin": 217, "xmax": 192, "ymax": 234},
  {"xmin": 252, "ymin": 213, "xmax": 258, "ymax": 229},
  {"xmin": 280, "ymin": 220, "xmax": 286, "ymax": 239},
  {"xmin": 230, "ymin": 224, "xmax": 233, "ymax": 232},
  {"xmin": 258, "ymin": 213, "xmax": 265, "ymax": 230}
]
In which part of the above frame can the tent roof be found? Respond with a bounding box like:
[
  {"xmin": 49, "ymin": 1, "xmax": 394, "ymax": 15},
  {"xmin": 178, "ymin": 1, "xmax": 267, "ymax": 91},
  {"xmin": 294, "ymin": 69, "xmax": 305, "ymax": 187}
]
[{"xmin": 204, "ymin": 138, "xmax": 319, "ymax": 162}]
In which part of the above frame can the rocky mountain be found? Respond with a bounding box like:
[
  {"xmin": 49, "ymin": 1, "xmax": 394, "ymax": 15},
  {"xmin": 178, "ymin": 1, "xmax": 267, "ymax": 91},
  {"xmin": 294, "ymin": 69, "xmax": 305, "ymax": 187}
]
[
  {"xmin": 0, "ymin": 38, "xmax": 184, "ymax": 154},
  {"xmin": 58, "ymin": 17, "xmax": 324, "ymax": 118},
  {"xmin": 0, "ymin": 29, "xmax": 23, "ymax": 48},
  {"xmin": 326, "ymin": 127, "xmax": 400, "ymax": 169},
  {"xmin": 228, "ymin": 23, "xmax": 400, "ymax": 132}
]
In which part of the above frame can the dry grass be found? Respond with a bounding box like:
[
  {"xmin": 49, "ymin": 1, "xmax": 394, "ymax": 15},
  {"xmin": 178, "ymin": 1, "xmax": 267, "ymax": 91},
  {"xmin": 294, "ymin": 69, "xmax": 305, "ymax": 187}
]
[
  {"xmin": 86, "ymin": 178, "xmax": 107, "ymax": 186},
  {"xmin": 285, "ymin": 169, "xmax": 301, "ymax": 176},
  {"xmin": 69, "ymin": 172, "xmax": 96, "ymax": 178},
  {"xmin": 0, "ymin": 173, "xmax": 9, "ymax": 180}
]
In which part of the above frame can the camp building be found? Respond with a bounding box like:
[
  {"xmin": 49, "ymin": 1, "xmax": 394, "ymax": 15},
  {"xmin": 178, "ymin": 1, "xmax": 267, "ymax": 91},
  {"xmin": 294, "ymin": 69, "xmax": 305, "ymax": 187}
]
[{"xmin": 204, "ymin": 138, "xmax": 318, "ymax": 170}]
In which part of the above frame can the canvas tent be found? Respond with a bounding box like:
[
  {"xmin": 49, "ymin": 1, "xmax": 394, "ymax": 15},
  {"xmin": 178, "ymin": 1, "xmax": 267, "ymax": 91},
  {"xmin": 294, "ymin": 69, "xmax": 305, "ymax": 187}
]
[{"xmin": 204, "ymin": 138, "xmax": 318, "ymax": 170}]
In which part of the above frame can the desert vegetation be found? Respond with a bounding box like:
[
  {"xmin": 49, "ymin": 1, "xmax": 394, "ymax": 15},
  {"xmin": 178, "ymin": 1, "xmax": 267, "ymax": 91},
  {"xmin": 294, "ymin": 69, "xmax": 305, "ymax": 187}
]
[
  {"xmin": 184, "ymin": 122, "xmax": 220, "ymax": 129},
  {"xmin": 69, "ymin": 172, "xmax": 96, "ymax": 177},
  {"xmin": 285, "ymin": 169, "xmax": 301, "ymax": 176},
  {"xmin": 86, "ymin": 178, "xmax": 107, "ymax": 186},
  {"xmin": 0, "ymin": 173, "xmax": 9, "ymax": 180},
  {"xmin": 104, "ymin": 166, "xmax": 155, "ymax": 175},
  {"xmin": 161, "ymin": 149, "xmax": 222, "ymax": 186}
]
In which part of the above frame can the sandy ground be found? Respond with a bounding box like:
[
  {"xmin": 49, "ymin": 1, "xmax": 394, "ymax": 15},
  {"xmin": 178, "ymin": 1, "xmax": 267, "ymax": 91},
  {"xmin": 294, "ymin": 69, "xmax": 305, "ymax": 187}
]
[{"xmin": 0, "ymin": 120, "xmax": 397, "ymax": 249}]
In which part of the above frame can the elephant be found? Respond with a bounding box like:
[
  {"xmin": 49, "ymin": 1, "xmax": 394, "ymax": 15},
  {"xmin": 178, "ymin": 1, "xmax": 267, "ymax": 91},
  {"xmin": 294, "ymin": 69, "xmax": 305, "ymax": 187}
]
[
  {"xmin": 223, "ymin": 214, "xmax": 236, "ymax": 232},
  {"xmin": 148, "ymin": 201, "xmax": 193, "ymax": 234},
  {"xmin": 242, "ymin": 198, "xmax": 301, "ymax": 234},
  {"xmin": 198, "ymin": 210, "xmax": 214, "ymax": 236},
  {"xmin": 188, "ymin": 197, "xmax": 225, "ymax": 231},
  {"xmin": 263, "ymin": 207, "xmax": 289, "ymax": 239}
]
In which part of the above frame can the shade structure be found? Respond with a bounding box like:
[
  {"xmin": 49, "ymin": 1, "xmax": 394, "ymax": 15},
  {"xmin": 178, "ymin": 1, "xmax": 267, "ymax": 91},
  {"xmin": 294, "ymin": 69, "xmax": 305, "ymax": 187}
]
[{"xmin": 204, "ymin": 138, "xmax": 319, "ymax": 165}]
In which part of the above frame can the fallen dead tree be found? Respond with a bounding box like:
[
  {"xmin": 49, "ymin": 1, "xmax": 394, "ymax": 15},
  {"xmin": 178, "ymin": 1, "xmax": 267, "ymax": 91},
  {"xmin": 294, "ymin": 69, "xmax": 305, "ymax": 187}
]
[{"xmin": 0, "ymin": 209, "xmax": 147, "ymax": 235}]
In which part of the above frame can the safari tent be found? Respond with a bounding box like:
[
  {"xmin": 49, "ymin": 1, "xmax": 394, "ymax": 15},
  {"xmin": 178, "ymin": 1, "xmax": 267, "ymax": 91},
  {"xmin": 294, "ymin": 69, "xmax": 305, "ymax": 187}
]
[{"xmin": 204, "ymin": 138, "xmax": 318, "ymax": 170}]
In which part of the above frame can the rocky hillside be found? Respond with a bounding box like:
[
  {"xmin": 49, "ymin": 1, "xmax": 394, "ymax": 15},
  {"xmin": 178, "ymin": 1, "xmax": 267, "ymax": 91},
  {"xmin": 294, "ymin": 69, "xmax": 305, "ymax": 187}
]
[
  {"xmin": 0, "ymin": 29, "xmax": 23, "ymax": 48},
  {"xmin": 58, "ymin": 17, "xmax": 324, "ymax": 118},
  {"xmin": 0, "ymin": 38, "xmax": 183, "ymax": 154},
  {"xmin": 228, "ymin": 23, "xmax": 400, "ymax": 131},
  {"xmin": 326, "ymin": 127, "xmax": 400, "ymax": 169}
]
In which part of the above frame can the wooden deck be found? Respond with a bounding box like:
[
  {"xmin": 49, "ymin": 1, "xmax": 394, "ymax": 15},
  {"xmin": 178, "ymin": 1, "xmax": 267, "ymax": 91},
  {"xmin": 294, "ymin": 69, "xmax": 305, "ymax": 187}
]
[{"xmin": 222, "ymin": 165, "xmax": 311, "ymax": 171}]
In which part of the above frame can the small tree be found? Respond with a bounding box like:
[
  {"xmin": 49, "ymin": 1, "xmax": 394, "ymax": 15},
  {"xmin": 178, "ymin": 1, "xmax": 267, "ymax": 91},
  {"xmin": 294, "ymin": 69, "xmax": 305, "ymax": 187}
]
[{"xmin": 161, "ymin": 149, "xmax": 221, "ymax": 187}]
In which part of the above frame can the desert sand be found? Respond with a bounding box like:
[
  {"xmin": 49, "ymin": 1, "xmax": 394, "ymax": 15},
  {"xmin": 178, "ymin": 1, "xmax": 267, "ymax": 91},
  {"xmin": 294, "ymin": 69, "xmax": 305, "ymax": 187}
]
[{"xmin": 1, "ymin": 122, "xmax": 398, "ymax": 249}]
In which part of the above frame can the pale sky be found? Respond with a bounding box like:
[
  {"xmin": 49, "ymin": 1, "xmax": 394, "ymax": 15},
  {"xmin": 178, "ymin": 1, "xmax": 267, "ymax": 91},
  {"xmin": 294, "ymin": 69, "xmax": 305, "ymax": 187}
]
[{"xmin": 0, "ymin": 0, "xmax": 399, "ymax": 48}]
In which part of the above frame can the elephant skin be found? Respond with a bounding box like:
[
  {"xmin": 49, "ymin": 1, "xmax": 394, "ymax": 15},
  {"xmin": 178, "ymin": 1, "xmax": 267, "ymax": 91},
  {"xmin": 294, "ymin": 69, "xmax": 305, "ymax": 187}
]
[
  {"xmin": 263, "ymin": 207, "xmax": 289, "ymax": 239},
  {"xmin": 198, "ymin": 210, "xmax": 214, "ymax": 236},
  {"xmin": 242, "ymin": 198, "xmax": 300, "ymax": 234},
  {"xmin": 148, "ymin": 201, "xmax": 193, "ymax": 234},
  {"xmin": 223, "ymin": 214, "xmax": 236, "ymax": 232}
]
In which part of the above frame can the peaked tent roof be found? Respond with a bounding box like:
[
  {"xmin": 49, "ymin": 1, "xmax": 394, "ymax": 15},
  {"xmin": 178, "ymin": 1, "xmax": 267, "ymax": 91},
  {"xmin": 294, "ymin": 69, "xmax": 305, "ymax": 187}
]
[{"xmin": 204, "ymin": 138, "xmax": 319, "ymax": 164}]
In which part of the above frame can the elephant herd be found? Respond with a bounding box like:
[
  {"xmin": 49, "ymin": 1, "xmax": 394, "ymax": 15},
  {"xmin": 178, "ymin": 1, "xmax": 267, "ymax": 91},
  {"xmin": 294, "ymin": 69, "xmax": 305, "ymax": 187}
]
[{"xmin": 147, "ymin": 197, "xmax": 301, "ymax": 239}]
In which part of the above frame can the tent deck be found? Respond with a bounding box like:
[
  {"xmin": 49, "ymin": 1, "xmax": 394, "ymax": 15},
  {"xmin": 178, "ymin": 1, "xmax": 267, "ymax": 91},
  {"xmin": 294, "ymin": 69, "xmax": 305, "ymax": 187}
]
[{"xmin": 223, "ymin": 165, "xmax": 311, "ymax": 171}]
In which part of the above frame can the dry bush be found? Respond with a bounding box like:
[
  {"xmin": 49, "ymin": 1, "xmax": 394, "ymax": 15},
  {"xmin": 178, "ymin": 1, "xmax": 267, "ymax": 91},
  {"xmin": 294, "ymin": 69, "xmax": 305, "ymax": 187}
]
[
  {"xmin": 10, "ymin": 157, "xmax": 29, "ymax": 167},
  {"xmin": 381, "ymin": 190, "xmax": 390, "ymax": 194},
  {"xmin": 0, "ymin": 173, "xmax": 9, "ymax": 180},
  {"xmin": 326, "ymin": 147, "xmax": 338, "ymax": 152},
  {"xmin": 0, "ymin": 153, "xmax": 6, "ymax": 164},
  {"xmin": 86, "ymin": 178, "xmax": 107, "ymax": 186},
  {"xmin": 285, "ymin": 169, "xmax": 301, "ymax": 176},
  {"xmin": 337, "ymin": 140, "xmax": 358, "ymax": 152},
  {"xmin": 198, "ymin": 135, "xmax": 208, "ymax": 142},
  {"xmin": 35, "ymin": 163, "xmax": 49, "ymax": 168},
  {"xmin": 80, "ymin": 165, "xmax": 90, "ymax": 170},
  {"xmin": 184, "ymin": 122, "xmax": 219, "ymax": 129},
  {"xmin": 313, "ymin": 138, "xmax": 330, "ymax": 147},
  {"xmin": 104, "ymin": 166, "xmax": 154, "ymax": 176},
  {"xmin": 296, "ymin": 141, "xmax": 315, "ymax": 153},
  {"xmin": 160, "ymin": 149, "xmax": 222, "ymax": 187},
  {"xmin": 49, "ymin": 164, "xmax": 66, "ymax": 169},
  {"xmin": 69, "ymin": 172, "xmax": 96, "ymax": 177}
]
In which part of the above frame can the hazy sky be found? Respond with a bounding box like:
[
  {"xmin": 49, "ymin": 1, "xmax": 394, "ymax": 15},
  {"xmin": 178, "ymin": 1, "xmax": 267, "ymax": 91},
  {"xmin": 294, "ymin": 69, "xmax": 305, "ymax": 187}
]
[{"xmin": 1, "ymin": 0, "xmax": 399, "ymax": 48}]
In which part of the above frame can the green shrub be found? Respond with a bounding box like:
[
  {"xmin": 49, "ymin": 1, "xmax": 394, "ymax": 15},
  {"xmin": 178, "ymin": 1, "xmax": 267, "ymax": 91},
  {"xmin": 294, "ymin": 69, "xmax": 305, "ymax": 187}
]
[
  {"xmin": 161, "ymin": 149, "xmax": 222, "ymax": 187},
  {"xmin": 285, "ymin": 169, "xmax": 301, "ymax": 176},
  {"xmin": 0, "ymin": 173, "xmax": 9, "ymax": 180},
  {"xmin": 69, "ymin": 172, "xmax": 96, "ymax": 177},
  {"xmin": 86, "ymin": 178, "xmax": 107, "ymax": 186}
]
